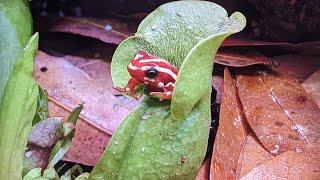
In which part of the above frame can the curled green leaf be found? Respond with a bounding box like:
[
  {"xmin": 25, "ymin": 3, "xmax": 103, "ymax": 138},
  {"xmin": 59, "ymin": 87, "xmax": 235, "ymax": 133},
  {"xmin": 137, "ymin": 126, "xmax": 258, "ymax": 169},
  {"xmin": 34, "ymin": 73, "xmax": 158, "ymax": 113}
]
[{"xmin": 91, "ymin": 1, "xmax": 246, "ymax": 179}]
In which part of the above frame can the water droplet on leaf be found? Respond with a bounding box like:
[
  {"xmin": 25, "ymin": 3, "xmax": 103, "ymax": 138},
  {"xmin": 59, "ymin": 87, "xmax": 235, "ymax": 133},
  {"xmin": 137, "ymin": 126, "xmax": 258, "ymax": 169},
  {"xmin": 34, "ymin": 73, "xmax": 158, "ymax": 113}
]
[{"xmin": 105, "ymin": 24, "xmax": 113, "ymax": 31}]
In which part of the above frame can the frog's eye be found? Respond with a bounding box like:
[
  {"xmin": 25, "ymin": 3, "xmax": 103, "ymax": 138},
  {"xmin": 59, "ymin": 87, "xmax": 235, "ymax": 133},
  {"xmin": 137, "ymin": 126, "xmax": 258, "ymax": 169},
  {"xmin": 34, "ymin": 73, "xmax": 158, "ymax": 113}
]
[{"xmin": 145, "ymin": 67, "xmax": 158, "ymax": 78}]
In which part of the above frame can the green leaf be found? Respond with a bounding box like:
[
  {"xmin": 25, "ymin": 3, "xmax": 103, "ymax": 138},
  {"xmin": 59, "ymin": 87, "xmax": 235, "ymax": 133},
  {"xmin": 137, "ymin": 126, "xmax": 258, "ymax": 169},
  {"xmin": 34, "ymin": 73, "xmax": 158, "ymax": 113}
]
[
  {"xmin": 60, "ymin": 164, "xmax": 83, "ymax": 180},
  {"xmin": 171, "ymin": 12, "xmax": 245, "ymax": 119},
  {"xmin": 75, "ymin": 173, "xmax": 90, "ymax": 180},
  {"xmin": 47, "ymin": 105, "xmax": 82, "ymax": 168},
  {"xmin": 66, "ymin": 104, "xmax": 83, "ymax": 124},
  {"xmin": 33, "ymin": 86, "xmax": 49, "ymax": 125},
  {"xmin": 90, "ymin": 97, "xmax": 211, "ymax": 179},
  {"xmin": 47, "ymin": 138, "xmax": 71, "ymax": 168},
  {"xmin": 0, "ymin": 0, "xmax": 33, "ymax": 104},
  {"xmin": 91, "ymin": 1, "xmax": 246, "ymax": 179},
  {"xmin": 0, "ymin": 33, "xmax": 39, "ymax": 179},
  {"xmin": 43, "ymin": 167, "xmax": 58, "ymax": 179},
  {"xmin": 23, "ymin": 168, "xmax": 42, "ymax": 180}
]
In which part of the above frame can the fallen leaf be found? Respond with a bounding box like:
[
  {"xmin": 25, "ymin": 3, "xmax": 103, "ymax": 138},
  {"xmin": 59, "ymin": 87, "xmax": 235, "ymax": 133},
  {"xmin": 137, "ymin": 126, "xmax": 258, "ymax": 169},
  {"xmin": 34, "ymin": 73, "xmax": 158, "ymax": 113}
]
[
  {"xmin": 28, "ymin": 117, "xmax": 63, "ymax": 148},
  {"xmin": 47, "ymin": 101, "xmax": 111, "ymax": 166},
  {"xmin": 77, "ymin": 60, "xmax": 113, "ymax": 93},
  {"xmin": 35, "ymin": 16, "xmax": 138, "ymax": 44},
  {"xmin": 215, "ymin": 52, "xmax": 277, "ymax": 67},
  {"xmin": 302, "ymin": 68, "xmax": 320, "ymax": 108},
  {"xmin": 35, "ymin": 51, "xmax": 129, "ymax": 134},
  {"xmin": 23, "ymin": 147, "xmax": 51, "ymax": 175},
  {"xmin": 238, "ymin": 136, "xmax": 320, "ymax": 179},
  {"xmin": 273, "ymin": 55, "xmax": 320, "ymax": 81},
  {"xmin": 240, "ymin": 147, "xmax": 320, "ymax": 179},
  {"xmin": 236, "ymin": 134, "xmax": 273, "ymax": 178},
  {"xmin": 195, "ymin": 159, "xmax": 211, "ymax": 180},
  {"xmin": 236, "ymin": 71, "xmax": 320, "ymax": 155},
  {"xmin": 34, "ymin": 51, "xmax": 131, "ymax": 165},
  {"xmin": 222, "ymin": 38, "xmax": 320, "ymax": 49},
  {"xmin": 211, "ymin": 76, "xmax": 224, "ymax": 104},
  {"xmin": 210, "ymin": 68, "xmax": 250, "ymax": 179}
]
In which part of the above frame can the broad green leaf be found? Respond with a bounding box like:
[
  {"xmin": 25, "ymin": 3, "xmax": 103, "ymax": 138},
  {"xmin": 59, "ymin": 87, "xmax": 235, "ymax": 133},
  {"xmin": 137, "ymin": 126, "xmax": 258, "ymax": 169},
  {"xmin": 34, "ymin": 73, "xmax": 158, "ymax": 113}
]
[
  {"xmin": 171, "ymin": 12, "xmax": 245, "ymax": 119},
  {"xmin": 91, "ymin": 1, "xmax": 246, "ymax": 179},
  {"xmin": 0, "ymin": 0, "xmax": 32, "ymax": 104},
  {"xmin": 90, "ymin": 96, "xmax": 210, "ymax": 179},
  {"xmin": 0, "ymin": 33, "xmax": 39, "ymax": 179}
]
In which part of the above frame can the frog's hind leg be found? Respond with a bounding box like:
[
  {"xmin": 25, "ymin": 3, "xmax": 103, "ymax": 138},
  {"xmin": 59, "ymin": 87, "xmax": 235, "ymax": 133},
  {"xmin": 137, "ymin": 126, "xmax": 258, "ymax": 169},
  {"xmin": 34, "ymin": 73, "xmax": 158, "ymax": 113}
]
[
  {"xmin": 149, "ymin": 82, "xmax": 174, "ymax": 101},
  {"xmin": 149, "ymin": 91, "xmax": 172, "ymax": 101}
]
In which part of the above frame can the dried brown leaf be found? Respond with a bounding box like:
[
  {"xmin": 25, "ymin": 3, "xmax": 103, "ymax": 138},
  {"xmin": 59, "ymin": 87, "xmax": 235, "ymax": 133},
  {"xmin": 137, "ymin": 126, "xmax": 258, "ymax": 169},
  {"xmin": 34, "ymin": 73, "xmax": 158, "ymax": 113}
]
[
  {"xmin": 302, "ymin": 68, "xmax": 320, "ymax": 108},
  {"xmin": 273, "ymin": 55, "xmax": 320, "ymax": 81},
  {"xmin": 215, "ymin": 52, "xmax": 277, "ymax": 67},
  {"xmin": 211, "ymin": 76, "xmax": 224, "ymax": 104},
  {"xmin": 35, "ymin": 16, "xmax": 138, "ymax": 44},
  {"xmin": 28, "ymin": 117, "xmax": 63, "ymax": 148},
  {"xmin": 236, "ymin": 135, "xmax": 273, "ymax": 178},
  {"xmin": 236, "ymin": 71, "xmax": 320, "ymax": 155},
  {"xmin": 238, "ymin": 136, "xmax": 320, "ymax": 179},
  {"xmin": 34, "ymin": 51, "xmax": 131, "ymax": 165},
  {"xmin": 240, "ymin": 148, "xmax": 320, "ymax": 180},
  {"xmin": 210, "ymin": 68, "xmax": 250, "ymax": 179},
  {"xmin": 195, "ymin": 159, "xmax": 211, "ymax": 180}
]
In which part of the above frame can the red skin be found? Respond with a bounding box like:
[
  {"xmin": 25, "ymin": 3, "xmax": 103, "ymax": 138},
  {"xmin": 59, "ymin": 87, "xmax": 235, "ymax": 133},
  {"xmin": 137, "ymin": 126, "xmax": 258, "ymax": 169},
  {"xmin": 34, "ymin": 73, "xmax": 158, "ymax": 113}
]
[{"xmin": 113, "ymin": 51, "xmax": 178, "ymax": 100}]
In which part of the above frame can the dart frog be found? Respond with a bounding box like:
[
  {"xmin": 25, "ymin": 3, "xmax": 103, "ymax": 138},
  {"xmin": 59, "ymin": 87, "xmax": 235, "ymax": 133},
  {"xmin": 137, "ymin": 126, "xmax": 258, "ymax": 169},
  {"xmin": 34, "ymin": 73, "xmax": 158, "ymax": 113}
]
[{"xmin": 113, "ymin": 51, "xmax": 178, "ymax": 101}]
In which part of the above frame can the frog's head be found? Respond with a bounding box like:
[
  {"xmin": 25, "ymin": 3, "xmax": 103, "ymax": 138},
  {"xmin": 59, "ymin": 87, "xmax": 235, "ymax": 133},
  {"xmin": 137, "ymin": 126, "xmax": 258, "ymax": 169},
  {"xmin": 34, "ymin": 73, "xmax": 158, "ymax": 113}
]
[{"xmin": 127, "ymin": 51, "xmax": 178, "ymax": 85}]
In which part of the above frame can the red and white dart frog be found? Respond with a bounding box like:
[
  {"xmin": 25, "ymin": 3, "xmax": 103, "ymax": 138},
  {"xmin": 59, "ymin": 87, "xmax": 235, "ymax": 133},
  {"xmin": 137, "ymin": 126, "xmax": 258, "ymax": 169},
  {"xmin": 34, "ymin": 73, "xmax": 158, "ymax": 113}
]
[{"xmin": 113, "ymin": 51, "xmax": 178, "ymax": 101}]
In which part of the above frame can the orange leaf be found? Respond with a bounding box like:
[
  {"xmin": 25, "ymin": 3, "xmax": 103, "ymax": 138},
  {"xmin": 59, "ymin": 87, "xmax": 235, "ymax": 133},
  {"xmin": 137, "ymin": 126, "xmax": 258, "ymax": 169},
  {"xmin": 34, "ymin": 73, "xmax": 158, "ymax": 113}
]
[
  {"xmin": 35, "ymin": 16, "xmax": 137, "ymax": 44},
  {"xmin": 210, "ymin": 68, "xmax": 250, "ymax": 179},
  {"xmin": 302, "ymin": 68, "xmax": 320, "ymax": 108},
  {"xmin": 236, "ymin": 71, "xmax": 320, "ymax": 155}
]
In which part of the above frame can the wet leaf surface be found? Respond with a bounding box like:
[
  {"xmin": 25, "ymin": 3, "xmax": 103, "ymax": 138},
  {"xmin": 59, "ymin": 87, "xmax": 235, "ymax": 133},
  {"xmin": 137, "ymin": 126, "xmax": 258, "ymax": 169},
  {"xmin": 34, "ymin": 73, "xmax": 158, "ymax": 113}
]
[
  {"xmin": 23, "ymin": 146, "xmax": 51, "ymax": 176},
  {"xmin": 28, "ymin": 117, "xmax": 63, "ymax": 148}
]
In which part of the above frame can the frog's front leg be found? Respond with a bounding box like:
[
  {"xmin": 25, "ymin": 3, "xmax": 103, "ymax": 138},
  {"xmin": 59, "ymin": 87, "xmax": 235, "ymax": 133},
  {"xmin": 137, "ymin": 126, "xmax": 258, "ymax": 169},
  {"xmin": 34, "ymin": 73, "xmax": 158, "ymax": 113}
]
[
  {"xmin": 113, "ymin": 77, "xmax": 143, "ymax": 99},
  {"xmin": 150, "ymin": 82, "xmax": 174, "ymax": 101}
]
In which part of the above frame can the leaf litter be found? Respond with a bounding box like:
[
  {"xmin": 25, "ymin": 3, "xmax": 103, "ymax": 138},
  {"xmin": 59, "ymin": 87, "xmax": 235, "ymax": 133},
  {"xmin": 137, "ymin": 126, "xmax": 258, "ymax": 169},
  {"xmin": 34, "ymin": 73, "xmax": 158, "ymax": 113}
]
[
  {"xmin": 34, "ymin": 51, "xmax": 140, "ymax": 165},
  {"xmin": 209, "ymin": 67, "xmax": 320, "ymax": 179},
  {"xmin": 32, "ymin": 6, "xmax": 320, "ymax": 179}
]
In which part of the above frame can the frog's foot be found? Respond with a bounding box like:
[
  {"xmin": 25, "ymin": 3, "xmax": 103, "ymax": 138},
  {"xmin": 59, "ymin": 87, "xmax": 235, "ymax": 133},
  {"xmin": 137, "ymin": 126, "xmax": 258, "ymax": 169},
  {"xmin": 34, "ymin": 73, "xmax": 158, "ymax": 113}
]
[
  {"xmin": 112, "ymin": 86, "xmax": 140, "ymax": 100},
  {"xmin": 113, "ymin": 86, "xmax": 130, "ymax": 93},
  {"xmin": 149, "ymin": 91, "xmax": 172, "ymax": 101}
]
